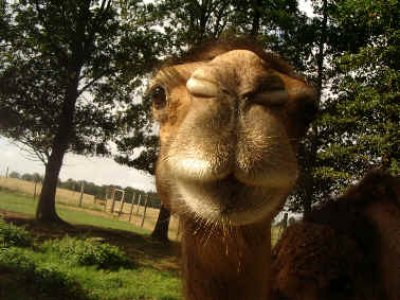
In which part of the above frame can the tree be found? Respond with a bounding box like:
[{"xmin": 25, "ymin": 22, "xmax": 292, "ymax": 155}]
[
  {"xmin": 322, "ymin": 0, "xmax": 400, "ymax": 177},
  {"xmin": 293, "ymin": 0, "xmax": 330, "ymax": 215},
  {"xmin": 0, "ymin": 0, "xmax": 160, "ymax": 223},
  {"xmin": 9, "ymin": 171, "xmax": 21, "ymax": 179},
  {"xmin": 288, "ymin": 0, "xmax": 400, "ymax": 213}
]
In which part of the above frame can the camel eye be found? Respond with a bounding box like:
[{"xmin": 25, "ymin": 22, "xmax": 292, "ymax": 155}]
[{"xmin": 149, "ymin": 86, "xmax": 167, "ymax": 109}]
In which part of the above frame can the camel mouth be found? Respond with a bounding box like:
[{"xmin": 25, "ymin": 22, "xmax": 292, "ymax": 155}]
[{"xmin": 174, "ymin": 171, "xmax": 292, "ymax": 226}]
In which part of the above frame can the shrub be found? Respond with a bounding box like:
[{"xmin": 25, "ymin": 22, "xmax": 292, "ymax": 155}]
[
  {"xmin": 41, "ymin": 236, "xmax": 132, "ymax": 270},
  {"xmin": 0, "ymin": 247, "xmax": 36, "ymax": 271},
  {"xmin": 0, "ymin": 247, "xmax": 89, "ymax": 300},
  {"xmin": 0, "ymin": 219, "xmax": 33, "ymax": 248}
]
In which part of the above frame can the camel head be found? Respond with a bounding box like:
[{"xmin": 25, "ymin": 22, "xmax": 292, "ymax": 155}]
[{"xmin": 150, "ymin": 40, "xmax": 317, "ymax": 226}]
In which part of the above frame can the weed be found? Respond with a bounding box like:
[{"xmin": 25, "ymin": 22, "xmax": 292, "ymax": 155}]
[
  {"xmin": 0, "ymin": 247, "xmax": 90, "ymax": 300},
  {"xmin": 0, "ymin": 218, "xmax": 33, "ymax": 248},
  {"xmin": 41, "ymin": 236, "xmax": 133, "ymax": 270}
]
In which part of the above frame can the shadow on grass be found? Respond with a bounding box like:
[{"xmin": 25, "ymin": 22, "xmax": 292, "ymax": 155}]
[
  {"xmin": 1, "ymin": 211, "xmax": 180, "ymax": 273},
  {"xmin": 0, "ymin": 263, "xmax": 90, "ymax": 300}
]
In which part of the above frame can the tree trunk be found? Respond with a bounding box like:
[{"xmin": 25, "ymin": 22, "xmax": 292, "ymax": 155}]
[
  {"xmin": 250, "ymin": 0, "xmax": 261, "ymax": 36},
  {"xmin": 151, "ymin": 204, "xmax": 171, "ymax": 242},
  {"xmin": 36, "ymin": 69, "xmax": 80, "ymax": 223},
  {"xmin": 301, "ymin": 0, "xmax": 328, "ymax": 216}
]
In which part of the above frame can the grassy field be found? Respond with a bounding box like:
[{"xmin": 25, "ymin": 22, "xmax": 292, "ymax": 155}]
[
  {"xmin": 0, "ymin": 187, "xmax": 284, "ymax": 299},
  {"xmin": 0, "ymin": 189, "xmax": 149, "ymax": 235},
  {"xmin": 0, "ymin": 189, "xmax": 181, "ymax": 300},
  {"xmin": 0, "ymin": 177, "xmax": 181, "ymax": 239}
]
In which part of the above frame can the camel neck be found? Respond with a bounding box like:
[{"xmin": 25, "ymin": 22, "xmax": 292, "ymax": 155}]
[{"xmin": 181, "ymin": 219, "xmax": 271, "ymax": 300}]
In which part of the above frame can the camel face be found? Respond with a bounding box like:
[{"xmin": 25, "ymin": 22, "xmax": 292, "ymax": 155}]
[{"xmin": 151, "ymin": 47, "xmax": 316, "ymax": 226}]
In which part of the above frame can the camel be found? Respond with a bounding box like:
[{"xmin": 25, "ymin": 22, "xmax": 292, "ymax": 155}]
[
  {"xmin": 271, "ymin": 169, "xmax": 400, "ymax": 300},
  {"xmin": 148, "ymin": 39, "xmax": 317, "ymax": 300}
]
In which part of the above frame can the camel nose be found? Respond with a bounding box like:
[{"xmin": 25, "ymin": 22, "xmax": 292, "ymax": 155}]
[
  {"xmin": 186, "ymin": 49, "xmax": 282, "ymax": 103},
  {"xmin": 186, "ymin": 50, "xmax": 262, "ymax": 98}
]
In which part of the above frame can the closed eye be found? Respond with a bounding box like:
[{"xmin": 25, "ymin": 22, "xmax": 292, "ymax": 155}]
[{"xmin": 252, "ymin": 90, "xmax": 289, "ymax": 106}]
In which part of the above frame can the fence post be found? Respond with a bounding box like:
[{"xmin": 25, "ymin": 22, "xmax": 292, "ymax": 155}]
[
  {"xmin": 129, "ymin": 193, "xmax": 136, "ymax": 222},
  {"xmin": 119, "ymin": 191, "xmax": 126, "ymax": 215},
  {"xmin": 136, "ymin": 194, "xmax": 142, "ymax": 214},
  {"xmin": 79, "ymin": 181, "xmax": 84, "ymax": 207},
  {"xmin": 110, "ymin": 188, "xmax": 116, "ymax": 213},
  {"xmin": 33, "ymin": 177, "xmax": 38, "ymax": 200},
  {"xmin": 140, "ymin": 194, "xmax": 149, "ymax": 228},
  {"xmin": 104, "ymin": 187, "xmax": 110, "ymax": 211}
]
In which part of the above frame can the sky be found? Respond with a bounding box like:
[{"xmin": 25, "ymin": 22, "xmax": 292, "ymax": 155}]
[
  {"xmin": 0, "ymin": 0, "xmax": 314, "ymax": 193},
  {"xmin": 0, "ymin": 138, "xmax": 156, "ymax": 191}
]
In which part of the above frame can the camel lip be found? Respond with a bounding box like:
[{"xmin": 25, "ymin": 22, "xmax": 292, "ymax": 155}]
[
  {"xmin": 177, "ymin": 171, "xmax": 256, "ymax": 190},
  {"xmin": 174, "ymin": 170, "xmax": 290, "ymax": 226}
]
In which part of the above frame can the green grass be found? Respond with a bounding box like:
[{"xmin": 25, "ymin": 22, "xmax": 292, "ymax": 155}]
[
  {"xmin": 0, "ymin": 189, "xmax": 148, "ymax": 235},
  {"xmin": 0, "ymin": 190, "xmax": 37, "ymax": 215},
  {"xmin": 0, "ymin": 245, "xmax": 181, "ymax": 300},
  {"xmin": 0, "ymin": 201, "xmax": 181, "ymax": 300}
]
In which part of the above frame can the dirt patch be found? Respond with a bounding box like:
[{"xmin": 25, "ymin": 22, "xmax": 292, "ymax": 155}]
[{"xmin": 0, "ymin": 209, "xmax": 181, "ymax": 273}]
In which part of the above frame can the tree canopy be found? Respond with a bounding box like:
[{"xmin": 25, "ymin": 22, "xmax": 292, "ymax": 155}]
[{"xmin": 0, "ymin": 0, "xmax": 162, "ymax": 221}]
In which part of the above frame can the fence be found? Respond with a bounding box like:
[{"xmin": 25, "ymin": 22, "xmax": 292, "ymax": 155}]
[
  {"xmin": 104, "ymin": 189, "xmax": 180, "ymax": 239},
  {"xmin": 0, "ymin": 176, "xmax": 180, "ymax": 239}
]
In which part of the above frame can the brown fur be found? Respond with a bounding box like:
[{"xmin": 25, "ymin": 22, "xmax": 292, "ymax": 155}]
[
  {"xmin": 182, "ymin": 219, "xmax": 272, "ymax": 300},
  {"xmin": 271, "ymin": 170, "xmax": 400, "ymax": 300},
  {"xmin": 151, "ymin": 39, "xmax": 317, "ymax": 300}
]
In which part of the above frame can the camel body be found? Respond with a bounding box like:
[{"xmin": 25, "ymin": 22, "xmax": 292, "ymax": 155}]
[{"xmin": 271, "ymin": 170, "xmax": 400, "ymax": 300}]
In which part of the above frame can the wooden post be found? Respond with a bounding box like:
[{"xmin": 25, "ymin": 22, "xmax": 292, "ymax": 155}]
[
  {"xmin": 136, "ymin": 193, "xmax": 142, "ymax": 214},
  {"xmin": 79, "ymin": 181, "xmax": 84, "ymax": 207},
  {"xmin": 33, "ymin": 178, "xmax": 38, "ymax": 200},
  {"xmin": 104, "ymin": 187, "xmax": 110, "ymax": 211},
  {"xmin": 110, "ymin": 188, "xmax": 116, "ymax": 213},
  {"xmin": 129, "ymin": 193, "xmax": 136, "ymax": 222},
  {"xmin": 119, "ymin": 191, "xmax": 126, "ymax": 215},
  {"xmin": 140, "ymin": 194, "xmax": 149, "ymax": 228}
]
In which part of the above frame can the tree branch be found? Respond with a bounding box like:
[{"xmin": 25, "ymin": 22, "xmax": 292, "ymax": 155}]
[{"xmin": 77, "ymin": 68, "xmax": 112, "ymax": 96}]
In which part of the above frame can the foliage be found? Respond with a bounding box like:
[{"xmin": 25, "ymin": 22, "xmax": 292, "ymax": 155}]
[
  {"xmin": 0, "ymin": 247, "xmax": 89, "ymax": 300},
  {"xmin": 0, "ymin": 218, "xmax": 33, "ymax": 248},
  {"xmin": 0, "ymin": 215, "xmax": 180, "ymax": 300},
  {"xmin": 0, "ymin": 0, "xmax": 165, "ymax": 221},
  {"xmin": 326, "ymin": 0, "xmax": 400, "ymax": 176},
  {"xmin": 40, "ymin": 236, "xmax": 133, "ymax": 270},
  {"xmin": 287, "ymin": 0, "xmax": 400, "ymax": 212},
  {"xmin": 0, "ymin": 247, "xmax": 36, "ymax": 271}
]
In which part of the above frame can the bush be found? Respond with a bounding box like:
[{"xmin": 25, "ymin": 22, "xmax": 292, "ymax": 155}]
[
  {"xmin": 41, "ymin": 236, "xmax": 132, "ymax": 270},
  {"xmin": 0, "ymin": 219, "xmax": 33, "ymax": 248},
  {"xmin": 0, "ymin": 247, "xmax": 36, "ymax": 271},
  {"xmin": 0, "ymin": 247, "xmax": 89, "ymax": 300}
]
